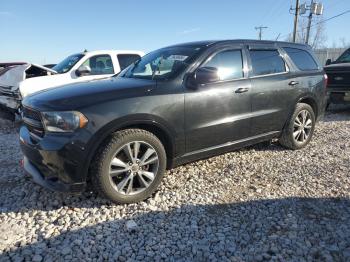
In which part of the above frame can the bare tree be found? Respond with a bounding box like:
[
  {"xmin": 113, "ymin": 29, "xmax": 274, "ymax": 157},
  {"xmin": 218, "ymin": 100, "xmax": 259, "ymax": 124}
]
[
  {"xmin": 285, "ymin": 16, "xmax": 327, "ymax": 49},
  {"xmin": 339, "ymin": 37, "xmax": 350, "ymax": 48}
]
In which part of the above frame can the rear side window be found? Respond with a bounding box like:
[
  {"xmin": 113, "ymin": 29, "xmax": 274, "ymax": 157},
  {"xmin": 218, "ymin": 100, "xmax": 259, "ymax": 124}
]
[
  {"xmin": 284, "ymin": 47, "xmax": 318, "ymax": 71},
  {"xmin": 249, "ymin": 50, "xmax": 286, "ymax": 76},
  {"xmin": 118, "ymin": 54, "xmax": 141, "ymax": 70},
  {"xmin": 201, "ymin": 50, "xmax": 243, "ymax": 81}
]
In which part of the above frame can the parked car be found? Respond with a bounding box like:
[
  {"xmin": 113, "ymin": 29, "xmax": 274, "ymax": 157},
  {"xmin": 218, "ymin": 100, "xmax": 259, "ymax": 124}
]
[
  {"xmin": 0, "ymin": 63, "xmax": 57, "ymax": 118},
  {"xmin": 0, "ymin": 62, "xmax": 27, "ymax": 72},
  {"xmin": 324, "ymin": 48, "xmax": 350, "ymax": 106},
  {"xmin": 20, "ymin": 40, "xmax": 327, "ymax": 203},
  {"xmin": 0, "ymin": 50, "xmax": 144, "ymax": 115}
]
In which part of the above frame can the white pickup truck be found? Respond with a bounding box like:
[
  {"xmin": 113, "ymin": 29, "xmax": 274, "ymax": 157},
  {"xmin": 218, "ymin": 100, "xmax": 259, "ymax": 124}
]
[{"xmin": 0, "ymin": 49, "xmax": 144, "ymax": 115}]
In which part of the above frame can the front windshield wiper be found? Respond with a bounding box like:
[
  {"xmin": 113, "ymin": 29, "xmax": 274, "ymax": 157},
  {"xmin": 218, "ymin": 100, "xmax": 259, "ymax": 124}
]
[
  {"xmin": 114, "ymin": 58, "xmax": 142, "ymax": 78},
  {"xmin": 130, "ymin": 58, "xmax": 142, "ymax": 73}
]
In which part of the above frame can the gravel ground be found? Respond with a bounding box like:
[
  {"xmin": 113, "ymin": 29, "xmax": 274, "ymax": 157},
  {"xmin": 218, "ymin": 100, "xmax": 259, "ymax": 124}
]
[{"xmin": 0, "ymin": 105, "xmax": 349, "ymax": 261}]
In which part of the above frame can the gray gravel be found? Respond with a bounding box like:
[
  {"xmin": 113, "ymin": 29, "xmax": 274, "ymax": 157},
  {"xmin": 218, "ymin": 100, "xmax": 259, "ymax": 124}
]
[{"xmin": 0, "ymin": 105, "xmax": 350, "ymax": 261}]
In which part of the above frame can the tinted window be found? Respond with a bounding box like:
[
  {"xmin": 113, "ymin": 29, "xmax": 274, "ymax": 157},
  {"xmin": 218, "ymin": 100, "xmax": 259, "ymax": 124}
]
[
  {"xmin": 201, "ymin": 50, "xmax": 243, "ymax": 81},
  {"xmin": 82, "ymin": 55, "xmax": 114, "ymax": 75},
  {"xmin": 118, "ymin": 54, "xmax": 141, "ymax": 70},
  {"xmin": 250, "ymin": 50, "xmax": 286, "ymax": 76},
  {"xmin": 284, "ymin": 47, "xmax": 318, "ymax": 70},
  {"xmin": 336, "ymin": 48, "xmax": 350, "ymax": 63}
]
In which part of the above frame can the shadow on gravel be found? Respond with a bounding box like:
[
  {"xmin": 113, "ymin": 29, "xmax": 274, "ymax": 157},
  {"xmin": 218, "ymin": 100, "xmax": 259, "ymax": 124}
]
[
  {"xmin": 1, "ymin": 197, "xmax": 350, "ymax": 261},
  {"xmin": 323, "ymin": 104, "xmax": 350, "ymax": 122}
]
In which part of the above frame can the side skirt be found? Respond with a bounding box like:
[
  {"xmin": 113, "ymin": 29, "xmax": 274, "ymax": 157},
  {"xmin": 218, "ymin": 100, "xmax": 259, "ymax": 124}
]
[{"xmin": 170, "ymin": 131, "xmax": 280, "ymax": 168}]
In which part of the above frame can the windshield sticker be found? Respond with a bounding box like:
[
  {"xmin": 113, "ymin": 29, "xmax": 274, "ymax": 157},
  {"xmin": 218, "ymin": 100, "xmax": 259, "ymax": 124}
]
[{"xmin": 168, "ymin": 55, "xmax": 188, "ymax": 61}]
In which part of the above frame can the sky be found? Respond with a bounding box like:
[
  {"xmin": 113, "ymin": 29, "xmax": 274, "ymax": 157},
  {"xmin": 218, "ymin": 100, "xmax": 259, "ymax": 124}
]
[{"xmin": 0, "ymin": 0, "xmax": 349, "ymax": 64}]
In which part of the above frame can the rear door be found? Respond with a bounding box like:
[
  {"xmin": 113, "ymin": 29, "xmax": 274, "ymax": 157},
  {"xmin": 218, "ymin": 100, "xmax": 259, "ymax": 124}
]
[{"xmin": 248, "ymin": 45, "xmax": 297, "ymax": 136}]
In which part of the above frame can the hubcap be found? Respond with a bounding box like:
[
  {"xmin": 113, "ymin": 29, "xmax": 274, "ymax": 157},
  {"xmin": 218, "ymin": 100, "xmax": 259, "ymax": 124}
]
[
  {"xmin": 109, "ymin": 141, "xmax": 159, "ymax": 195},
  {"xmin": 293, "ymin": 110, "xmax": 313, "ymax": 143}
]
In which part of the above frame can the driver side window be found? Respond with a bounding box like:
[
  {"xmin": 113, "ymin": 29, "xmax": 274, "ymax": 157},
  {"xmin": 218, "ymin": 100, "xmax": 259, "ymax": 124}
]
[
  {"xmin": 201, "ymin": 50, "xmax": 244, "ymax": 81},
  {"xmin": 82, "ymin": 55, "xmax": 114, "ymax": 75}
]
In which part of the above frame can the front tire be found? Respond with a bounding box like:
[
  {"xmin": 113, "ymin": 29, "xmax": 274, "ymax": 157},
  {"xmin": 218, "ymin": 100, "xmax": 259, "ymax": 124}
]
[
  {"xmin": 279, "ymin": 103, "xmax": 316, "ymax": 150},
  {"xmin": 91, "ymin": 129, "xmax": 166, "ymax": 204}
]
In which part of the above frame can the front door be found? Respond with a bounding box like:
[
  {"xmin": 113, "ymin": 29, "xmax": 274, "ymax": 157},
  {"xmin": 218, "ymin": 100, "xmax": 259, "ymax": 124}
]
[
  {"xmin": 71, "ymin": 54, "xmax": 115, "ymax": 83},
  {"xmin": 185, "ymin": 47, "xmax": 252, "ymax": 153}
]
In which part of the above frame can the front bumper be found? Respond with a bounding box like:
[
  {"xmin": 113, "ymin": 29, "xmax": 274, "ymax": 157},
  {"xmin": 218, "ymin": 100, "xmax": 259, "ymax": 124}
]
[
  {"xmin": 0, "ymin": 86, "xmax": 21, "ymax": 110},
  {"xmin": 327, "ymin": 88, "xmax": 350, "ymax": 104},
  {"xmin": 20, "ymin": 125, "xmax": 87, "ymax": 193},
  {"xmin": 23, "ymin": 157, "xmax": 85, "ymax": 192}
]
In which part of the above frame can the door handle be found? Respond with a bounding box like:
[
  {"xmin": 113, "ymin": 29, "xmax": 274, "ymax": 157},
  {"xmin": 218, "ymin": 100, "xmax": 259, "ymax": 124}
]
[
  {"xmin": 235, "ymin": 87, "xmax": 249, "ymax": 93},
  {"xmin": 289, "ymin": 81, "xmax": 299, "ymax": 86}
]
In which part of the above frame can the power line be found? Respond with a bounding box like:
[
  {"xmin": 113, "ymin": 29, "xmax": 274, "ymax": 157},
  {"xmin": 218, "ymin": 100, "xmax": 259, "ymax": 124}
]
[
  {"xmin": 311, "ymin": 9, "xmax": 350, "ymax": 27},
  {"xmin": 282, "ymin": 9, "xmax": 350, "ymax": 40},
  {"xmin": 261, "ymin": 0, "xmax": 286, "ymax": 26}
]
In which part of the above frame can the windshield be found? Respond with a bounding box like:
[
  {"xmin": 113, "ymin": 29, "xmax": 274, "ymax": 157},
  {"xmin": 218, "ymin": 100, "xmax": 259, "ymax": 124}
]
[
  {"xmin": 120, "ymin": 45, "xmax": 205, "ymax": 80},
  {"xmin": 52, "ymin": 53, "xmax": 84, "ymax": 73},
  {"xmin": 336, "ymin": 49, "xmax": 350, "ymax": 63}
]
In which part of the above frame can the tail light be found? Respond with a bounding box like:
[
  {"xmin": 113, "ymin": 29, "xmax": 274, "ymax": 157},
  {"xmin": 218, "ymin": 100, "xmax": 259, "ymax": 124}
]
[{"xmin": 324, "ymin": 73, "xmax": 328, "ymax": 88}]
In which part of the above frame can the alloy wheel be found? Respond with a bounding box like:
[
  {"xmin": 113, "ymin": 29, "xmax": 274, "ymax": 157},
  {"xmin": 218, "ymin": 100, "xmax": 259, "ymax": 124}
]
[
  {"xmin": 108, "ymin": 141, "xmax": 159, "ymax": 195},
  {"xmin": 293, "ymin": 110, "xmax": 313, "ymax": 143}
]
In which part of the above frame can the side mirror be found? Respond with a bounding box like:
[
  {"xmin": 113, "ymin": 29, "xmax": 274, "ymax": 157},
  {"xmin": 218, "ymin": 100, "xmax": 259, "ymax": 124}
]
[
  {"xmin": 195, "ymin": 67, "xmax": 220, "ymax": 85},
  {"xmin": 185, "ymin": 67, "xmax": 220, "ymax": 89},
  {"xmin": 325, "ymin": 59, "xmax": 332, "ymax": 66},
  {"xmin": 76, "ymin": 65, "xmax": 91, "ymax": 77}
]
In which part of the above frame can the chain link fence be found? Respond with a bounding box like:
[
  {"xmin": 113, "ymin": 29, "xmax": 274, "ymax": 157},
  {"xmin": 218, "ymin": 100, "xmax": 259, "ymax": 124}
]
[{"xmin": 314, "ymin": 48, "xmax": 347, "ymax": 66}]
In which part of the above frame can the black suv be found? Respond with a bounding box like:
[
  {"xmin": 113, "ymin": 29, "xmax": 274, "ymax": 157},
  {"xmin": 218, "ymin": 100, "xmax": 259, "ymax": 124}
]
[
  {"xmin": 324, "ymin": 48, "xmax": 350, "ymax": 105},
  {"xmin": 20, "ymin": 40, "xmax": 327, "ymax": 203}
]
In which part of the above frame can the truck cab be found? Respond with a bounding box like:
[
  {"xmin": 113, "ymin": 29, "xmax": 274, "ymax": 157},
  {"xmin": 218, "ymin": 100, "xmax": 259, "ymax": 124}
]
[
  {"xmin": 0, "ymin": 50, "xmax": 144, "ymax": 114},
  {"xmin": 19, "ymin": 50, "xmax": 144, "ymax": 97}
]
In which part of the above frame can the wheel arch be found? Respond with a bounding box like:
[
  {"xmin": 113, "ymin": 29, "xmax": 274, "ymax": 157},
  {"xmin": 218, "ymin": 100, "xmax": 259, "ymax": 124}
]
[
  {"xmin": 84, "ymin": 116, "xmax": 176, "ymax": 180},
  {"xmin": 282, "ymin": 94, "xmax": 319, "ymax": 132},
  {"xmin": 298, "ymin": 96, "xmax": 319, "ymax": 119}
]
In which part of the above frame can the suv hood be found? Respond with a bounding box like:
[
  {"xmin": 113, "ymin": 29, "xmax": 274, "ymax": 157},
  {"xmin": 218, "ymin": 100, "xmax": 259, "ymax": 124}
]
[
  {"xmin": 324, "ymin": 63, "xmax": 350, "ymax": 72},
  {"xmin": 23, "ymin": 77, "xmax": 156, "ymax": 111}
]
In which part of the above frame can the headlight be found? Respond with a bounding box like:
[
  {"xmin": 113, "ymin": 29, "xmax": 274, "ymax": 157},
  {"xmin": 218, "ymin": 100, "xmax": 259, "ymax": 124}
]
[{"xmin": 42, "ymin": 111, "xmax": 88, "ymax": 132}]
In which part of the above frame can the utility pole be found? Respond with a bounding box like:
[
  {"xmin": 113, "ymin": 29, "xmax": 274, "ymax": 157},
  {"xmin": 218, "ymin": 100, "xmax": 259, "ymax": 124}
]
[
  {"xmin": 305, "ymin": 1, "xmax": 313, "ymax": 45},
  {"xmin": 292, "ymin": 0, "xmax": 300, "ymax": 42},
  {"xmin": 255, "ymin": 26, "xmax": 268, "ymax": 40},
  {"xmin": 305, "ymin": 1, "xmax": 324, "ymax": 44}
]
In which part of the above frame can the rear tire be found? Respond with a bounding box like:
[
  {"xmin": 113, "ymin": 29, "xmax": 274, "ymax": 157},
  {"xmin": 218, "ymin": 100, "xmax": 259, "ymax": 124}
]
[
  {"xmin": 279, "ymin": 103, "xmax": 316, "ymax": 150},
  {"xmin": 90, "ymin": 129, "xmax": 166, "ymax": 204}
]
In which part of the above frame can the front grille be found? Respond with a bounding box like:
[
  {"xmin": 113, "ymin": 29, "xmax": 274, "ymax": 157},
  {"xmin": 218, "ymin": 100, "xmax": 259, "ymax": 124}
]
[
  {"xmin": 23, "ymin": 107, "xmax": 42, "ymax": 121},
  {"xmin": 327, "ymin": 72, "xmax": 350, "ymax": 87},
  {"xmin": 22, "ymin": 107, "xmax": 45, "ymax": 138}
]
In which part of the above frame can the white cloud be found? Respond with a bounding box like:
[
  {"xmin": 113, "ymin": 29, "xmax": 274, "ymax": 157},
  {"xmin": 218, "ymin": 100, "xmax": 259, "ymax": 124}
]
[{"xmin": 178, "ymin": 27, "xmax": 200, "ymax": 35}]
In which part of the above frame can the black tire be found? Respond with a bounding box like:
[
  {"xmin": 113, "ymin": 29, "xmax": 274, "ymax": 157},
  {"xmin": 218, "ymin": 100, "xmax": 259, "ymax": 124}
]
[
  {"xmin": 90, "ymin": 129, "xmax": 166, "ymax": 204},
  {"xmin": 0, "ymin": 107, "xmax": 15, "ymax": 122},
  {"xmin": 279, "ymin": 103, "xmax": 316, "ymax": 150}
]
